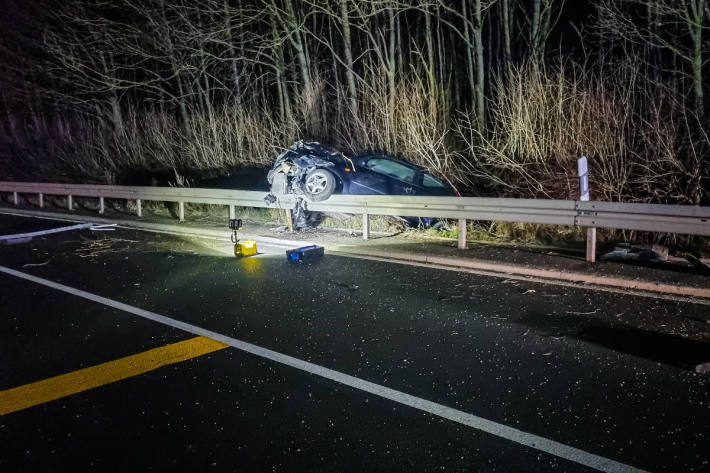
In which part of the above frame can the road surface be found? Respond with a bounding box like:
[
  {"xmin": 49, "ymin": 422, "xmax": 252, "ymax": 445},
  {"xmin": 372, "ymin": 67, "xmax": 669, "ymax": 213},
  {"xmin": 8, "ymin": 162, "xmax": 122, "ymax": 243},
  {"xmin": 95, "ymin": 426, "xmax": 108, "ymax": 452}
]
[{"xmin": 0, "ymin": 213, "xmax": 708, "ymax": 472}]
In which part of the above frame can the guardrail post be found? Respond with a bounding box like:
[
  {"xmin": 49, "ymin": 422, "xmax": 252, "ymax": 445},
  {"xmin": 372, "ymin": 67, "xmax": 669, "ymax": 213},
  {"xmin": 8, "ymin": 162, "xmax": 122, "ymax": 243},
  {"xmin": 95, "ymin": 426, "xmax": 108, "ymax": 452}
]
[
  {"xmin": 362, "ymin": 213, "xmax": 370, "ymax": 240},
  {"xmin": 285, "ymin": 209, "xmax": 293, "ymax": 231},
  {"xmin": 99, "ymin": 196, "xmax": 105, "ymax": 214},
  {"xmin": 586, "ymin": 227, "xmax": 597, "ymax": 263},
  {"xmin": 13, "ymin": 191, "xmax": 18, "ymax": 205},
  {"xmin": 178, "ymin": 201, "xmax": 185, "ymax": 221},
  {"xmin": 458, "ymin": 219, "xmax": 467, "ymax": 250},
  {"xmin": 38, "ymin": 193, "xmax": 43, "ymax": 208},
  {"xmin": 136, "ymin": 199, "xmax": 142, "ymax": 217},
  {"xmin": 229, "ymin": 204, "xmax": 235, "ymax": 220},
  {"xmin": 68, "ymin": 195, "xmax": 73, "ymax": 211}
]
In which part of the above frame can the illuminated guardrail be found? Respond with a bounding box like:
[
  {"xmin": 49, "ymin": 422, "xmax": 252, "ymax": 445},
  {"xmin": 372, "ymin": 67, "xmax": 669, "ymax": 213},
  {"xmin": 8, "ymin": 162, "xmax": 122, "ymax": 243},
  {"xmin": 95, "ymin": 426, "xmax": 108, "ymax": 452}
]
[{"xmin": 1, "ymin": 181, "xmax": 709, "ymax": 260}]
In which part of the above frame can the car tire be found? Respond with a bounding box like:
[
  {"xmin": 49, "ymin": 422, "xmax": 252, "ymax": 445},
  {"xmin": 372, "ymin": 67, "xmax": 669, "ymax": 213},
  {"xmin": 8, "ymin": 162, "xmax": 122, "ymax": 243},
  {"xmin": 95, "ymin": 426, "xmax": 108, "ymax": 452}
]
[{"xmin": 303, "ymin": 169, "xmax": 336, "ymax": 201}]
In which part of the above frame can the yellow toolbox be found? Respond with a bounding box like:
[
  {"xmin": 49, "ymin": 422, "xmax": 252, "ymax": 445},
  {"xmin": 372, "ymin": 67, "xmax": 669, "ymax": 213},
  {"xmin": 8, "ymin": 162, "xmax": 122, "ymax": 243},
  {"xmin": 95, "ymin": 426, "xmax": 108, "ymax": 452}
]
[{"xmin": 234, "ymin": 240, "xmax": 258, "ymax": 257}]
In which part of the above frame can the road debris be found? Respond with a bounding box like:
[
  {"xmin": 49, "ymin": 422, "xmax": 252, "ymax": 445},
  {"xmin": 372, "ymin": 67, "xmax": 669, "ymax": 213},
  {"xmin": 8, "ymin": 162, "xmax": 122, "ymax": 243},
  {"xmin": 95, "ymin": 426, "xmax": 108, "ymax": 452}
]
[
  {"xmin": 77, "ymin": 236, "xmax": 139, "ymax": 258},
  {"xmin": 334, "ymin": 282, "xmax": 360, "ymax": 291},
  {"xmin": 565, "ymin": 309, "xmax": 599, "ymax": 315},
  {"xmin": 22, "ymin": 260, "xmax": 50, "ymax": 268},
  {"xmin": 90, "ymin": 224, "xmax": 117, "ymax": 232},
  {"xmin": 600, "ymin": 243, "xmax": 669, "ymax": 262}
]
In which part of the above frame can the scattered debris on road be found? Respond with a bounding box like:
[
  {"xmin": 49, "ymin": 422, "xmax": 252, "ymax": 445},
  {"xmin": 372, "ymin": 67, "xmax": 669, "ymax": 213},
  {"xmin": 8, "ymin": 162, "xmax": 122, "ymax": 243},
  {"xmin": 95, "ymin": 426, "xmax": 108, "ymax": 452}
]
[
  {"xmin": 287, "ymin": 244, "xmax": 325, "ymax": 263},
  {"xmin": 21, "ymin": 260, "xmax": 50, "ymax": 268},
  {"xmin": 600, "ymin": 243, "xmax": 669, "ymax": 262}
]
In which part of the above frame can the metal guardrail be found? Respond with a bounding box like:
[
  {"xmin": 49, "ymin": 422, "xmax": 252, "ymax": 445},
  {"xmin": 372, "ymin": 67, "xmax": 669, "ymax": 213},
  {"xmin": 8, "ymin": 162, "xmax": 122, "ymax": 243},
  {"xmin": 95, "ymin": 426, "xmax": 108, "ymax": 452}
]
[
  {"xmin": 1, "ymin": 181, "xmax": 709, "ymax": 261},
  {"xmin": 0, "ymin": 181, "xmax": 296, "ymax": 221},
  {"xmin": 0, "ymin": 182, "xmax": 297, "ymax": 208},
  {"xmin": 576, "ymin": 201, "xmax": 710, "ymax": 236},
  {"xmin": 308, "ymin": 194, "xmax": 578, "ymax": 226}
]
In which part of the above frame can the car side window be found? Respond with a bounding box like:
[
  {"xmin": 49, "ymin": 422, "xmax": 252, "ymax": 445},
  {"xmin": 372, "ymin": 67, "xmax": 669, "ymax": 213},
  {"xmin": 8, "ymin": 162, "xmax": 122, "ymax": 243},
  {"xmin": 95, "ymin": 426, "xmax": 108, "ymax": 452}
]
[
  {"xmin": 364, "ymin": 159, "xmax": 416, "ymax": 184},
  {"xmin": 422, "ymin": 173, "xmax": 446, "ymax": 188}
]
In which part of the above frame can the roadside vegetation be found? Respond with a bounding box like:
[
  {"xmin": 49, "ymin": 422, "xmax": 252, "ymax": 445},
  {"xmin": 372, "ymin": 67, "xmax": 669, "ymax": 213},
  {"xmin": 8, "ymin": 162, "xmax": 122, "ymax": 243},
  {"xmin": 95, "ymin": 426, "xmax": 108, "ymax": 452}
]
[{"xmin": 0, "ymin": 0, "xmax": 708, "ymax": 246}]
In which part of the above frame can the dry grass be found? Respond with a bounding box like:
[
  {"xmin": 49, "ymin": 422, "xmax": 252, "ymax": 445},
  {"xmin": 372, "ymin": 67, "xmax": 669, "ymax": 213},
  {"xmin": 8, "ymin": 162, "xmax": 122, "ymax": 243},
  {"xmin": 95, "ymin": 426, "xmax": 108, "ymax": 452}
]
[
  {"xmin": 457, "ymin": 60, "xmax": 707, "ymax": 205},
  {"xmin": 328, "ymin": 68, "xmax": 472, "ymax": 189},
  {"xmin": 1, "ymin": 59, "xmax": 707, "ymax": 249},
  {"xmin": 3, "ymin": 60, "xmax": 704, "ymax": 206}
]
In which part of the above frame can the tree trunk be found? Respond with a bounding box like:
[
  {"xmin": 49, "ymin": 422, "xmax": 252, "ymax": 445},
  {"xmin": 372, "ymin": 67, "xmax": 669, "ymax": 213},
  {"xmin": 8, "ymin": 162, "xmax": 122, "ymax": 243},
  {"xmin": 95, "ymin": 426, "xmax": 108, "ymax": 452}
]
[
  {"xmin": 424, "ymin": 4, "xmax": 436, "ymax": 95},
  {"xmin": 530, "ymin": 0, "xmax": 551, "ymax": 59},
  {"xmin": 531, "ymin": 0, "xmax": 542, "ymax": 57},
  {"xmin": 387, "ymin": 4, "xmax": 397, "ymax": 112},
  {"xmin": 473, "ymin": 0, "xmax": 485, "ymax": 128},
  {"xmin": 273, "ymin": 16, "xmax": 291, "ymax": 121},
  {"xmin": 339, "ymin": 0, "xmax": 358, "ymax": 116},
  {"xmin": 462, "ymin": 0, "xmax": 476, "ymax": 109},
  {"xmin": 502, "ymin": 0, "xmax": 512, "ymax": 64},
  {"xmin": 109, "ymin": 93, "xmax": 124, "ymax": 136},
  {"xmin": 688, "ymin": 0, "xmax": 705, "ymax": 116},
  {"xmin": 283, "ymin": 0, "xmax": 311, "ymax": 90},
  {"xmin": 224, "ymin": 0, "xmax": 242, "ymax": 105}
]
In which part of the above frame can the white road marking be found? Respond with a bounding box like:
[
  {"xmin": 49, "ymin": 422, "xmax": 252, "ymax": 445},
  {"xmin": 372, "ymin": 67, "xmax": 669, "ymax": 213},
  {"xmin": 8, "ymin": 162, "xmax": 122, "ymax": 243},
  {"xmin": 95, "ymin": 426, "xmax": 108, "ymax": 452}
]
[{"xmin": 0, "ymin": 264, "xmax": 648, "ymax": 473}]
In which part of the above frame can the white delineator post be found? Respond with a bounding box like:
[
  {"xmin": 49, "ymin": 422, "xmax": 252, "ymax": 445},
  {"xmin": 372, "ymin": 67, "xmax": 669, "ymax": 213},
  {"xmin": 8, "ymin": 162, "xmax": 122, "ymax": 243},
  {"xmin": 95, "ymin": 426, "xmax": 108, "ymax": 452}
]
[
  {"xmin": 99, "ymin": 196, "xmax": 105, "ymax": 214},
  {"xmin": 38, "ymin": 193, "xmax": 43, "ymax": 208},
  {"xmin": 136, "ymin": 199, "xmax": 142, "ymax": 217},
  {"xmin": 13, "ymin": 192, "xmax": 18, "ymax": 205},
  {"xmin": 68, "ymin": 195, "xmax": 73, "ymax": 211},
  {"xmin": 178, "ymin": 201, "xmax": 185, "ymax": 221},
  {"xmin": 578, "ymin": 156, "xmax": 596, "ymax": 263}
]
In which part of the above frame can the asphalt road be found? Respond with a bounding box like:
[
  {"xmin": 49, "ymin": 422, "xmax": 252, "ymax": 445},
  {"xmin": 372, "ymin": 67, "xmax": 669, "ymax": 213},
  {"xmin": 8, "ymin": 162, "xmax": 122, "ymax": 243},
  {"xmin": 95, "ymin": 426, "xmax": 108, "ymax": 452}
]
[{"xmin": 0, "ymin": 213, "xmax": 708, "ymax": 473}]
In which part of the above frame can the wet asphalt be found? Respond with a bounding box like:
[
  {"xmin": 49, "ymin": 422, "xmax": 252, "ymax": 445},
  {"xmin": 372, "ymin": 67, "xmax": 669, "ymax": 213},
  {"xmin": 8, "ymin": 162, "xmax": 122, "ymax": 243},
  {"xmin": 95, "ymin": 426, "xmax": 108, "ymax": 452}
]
[{"xmin": 0, "ymin": 213, "xmax": 708, "ymax": 472}]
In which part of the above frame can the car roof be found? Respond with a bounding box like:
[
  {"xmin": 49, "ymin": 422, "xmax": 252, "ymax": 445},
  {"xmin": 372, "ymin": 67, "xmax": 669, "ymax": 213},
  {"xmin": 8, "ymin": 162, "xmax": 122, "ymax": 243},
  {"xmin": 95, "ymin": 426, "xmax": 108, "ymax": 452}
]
[{"xmin": 280, "ymin": 142, "xmax": 431, "ymax": 174}]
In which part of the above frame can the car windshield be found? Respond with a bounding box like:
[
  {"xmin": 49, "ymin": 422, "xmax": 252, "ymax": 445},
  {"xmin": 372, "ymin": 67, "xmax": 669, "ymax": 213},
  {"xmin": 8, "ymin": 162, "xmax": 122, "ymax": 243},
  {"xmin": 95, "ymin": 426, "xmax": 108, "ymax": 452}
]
[
  {"xmin": 365, "ymin": 158, "xmax": 416, "ymax": 184},
  {"xmin": 422, "ymin": 173, "xmax": 446, "ymax": 188}
]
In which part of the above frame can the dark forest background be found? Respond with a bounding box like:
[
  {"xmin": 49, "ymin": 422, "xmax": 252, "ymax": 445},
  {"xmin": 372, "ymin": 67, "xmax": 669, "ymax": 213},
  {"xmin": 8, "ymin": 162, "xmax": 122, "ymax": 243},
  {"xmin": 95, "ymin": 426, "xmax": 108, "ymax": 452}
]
[{"xmin": 0, "ymin": 0, "xmax": 708, "ymax": 205}]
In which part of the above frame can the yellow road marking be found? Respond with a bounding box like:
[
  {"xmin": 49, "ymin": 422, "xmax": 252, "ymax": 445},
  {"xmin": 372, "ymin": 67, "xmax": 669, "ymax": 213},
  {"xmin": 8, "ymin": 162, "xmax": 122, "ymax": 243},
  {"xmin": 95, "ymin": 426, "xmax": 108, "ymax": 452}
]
[{"xmin": 0, "ymin": 336, "xmax": 228, "ymax": 416}]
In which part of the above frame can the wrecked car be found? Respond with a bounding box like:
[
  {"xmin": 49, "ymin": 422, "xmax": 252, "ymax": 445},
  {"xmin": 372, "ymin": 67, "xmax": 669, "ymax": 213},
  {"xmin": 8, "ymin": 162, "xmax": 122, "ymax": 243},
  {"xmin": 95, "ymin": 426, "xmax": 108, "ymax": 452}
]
[
  {"xmin": 267, "ymin": 141, "xmax": 459, "ymax": 201},
  {"xmin": 266, "ymin": 141, "xmax": 459, "ymax": 229}
]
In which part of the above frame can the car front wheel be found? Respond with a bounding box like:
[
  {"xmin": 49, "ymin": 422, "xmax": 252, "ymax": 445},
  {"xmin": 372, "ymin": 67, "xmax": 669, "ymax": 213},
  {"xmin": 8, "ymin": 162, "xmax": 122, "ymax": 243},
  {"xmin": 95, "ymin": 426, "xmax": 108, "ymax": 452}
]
[{"xmin": 303, "ymin": 169, "xmax": 336, "ymax": 201}]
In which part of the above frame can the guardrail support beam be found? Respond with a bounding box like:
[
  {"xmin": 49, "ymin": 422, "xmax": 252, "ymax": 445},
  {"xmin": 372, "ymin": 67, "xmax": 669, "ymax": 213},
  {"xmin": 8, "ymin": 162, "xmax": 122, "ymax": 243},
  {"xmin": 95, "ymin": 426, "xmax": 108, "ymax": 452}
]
[
  {"xmin": 229, "ymin": 204, "xmax": 235, "ymax": 220},
  {"xmin": 99, "ymin": 196, "xmax": 105, "ymax": 214},
  {"xmin": 38, "ymin": 193, "xmax": 43, "ymax": 208},
  {"xmin": 136, "ymin": 199, "xmax": 142, "ymax": 217},
  {"xmin": 68, "ymin": 195, "xmax": 73, "ymax": 211},
  {"xmin": 178, "ymin": 201, "xmax": 185, "ymax": 221},
  {"xmin": 586, "ymin": 227, "xmax": 597, "ymax": 263},
  {"xmin": 458, "ymin": 219, "xmax": 468, "ymax": 249},
  {"xmin": 13, "ymin": 191, "xmax": 18, "ymax": 205},
  {"xmin": 362, "ymin": 213, "xmax": 370, "ymax": 240}
]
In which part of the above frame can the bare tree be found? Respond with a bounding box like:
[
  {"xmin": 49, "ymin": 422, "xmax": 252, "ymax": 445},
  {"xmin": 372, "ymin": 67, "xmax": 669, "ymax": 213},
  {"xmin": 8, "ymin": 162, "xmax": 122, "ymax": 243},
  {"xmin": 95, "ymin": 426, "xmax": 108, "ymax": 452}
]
[{"xmin": 596, "ymin": 0, "xmax": 707, "ymax": 116}]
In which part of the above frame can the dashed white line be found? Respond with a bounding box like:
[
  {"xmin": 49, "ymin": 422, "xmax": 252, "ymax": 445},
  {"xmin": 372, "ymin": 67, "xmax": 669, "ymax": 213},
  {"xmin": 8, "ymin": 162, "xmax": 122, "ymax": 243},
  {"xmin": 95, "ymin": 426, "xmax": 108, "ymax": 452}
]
[{"xmin": 0, "ymin": 264, "xmax": 648, "ymax": 473}]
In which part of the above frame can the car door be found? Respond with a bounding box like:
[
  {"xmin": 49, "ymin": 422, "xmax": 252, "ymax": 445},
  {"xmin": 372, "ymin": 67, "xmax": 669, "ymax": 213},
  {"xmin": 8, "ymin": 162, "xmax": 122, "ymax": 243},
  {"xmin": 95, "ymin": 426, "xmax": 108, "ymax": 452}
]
[{"xmin": 347, "ymin": 165, "xmax": 389, "ymax": 194}]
